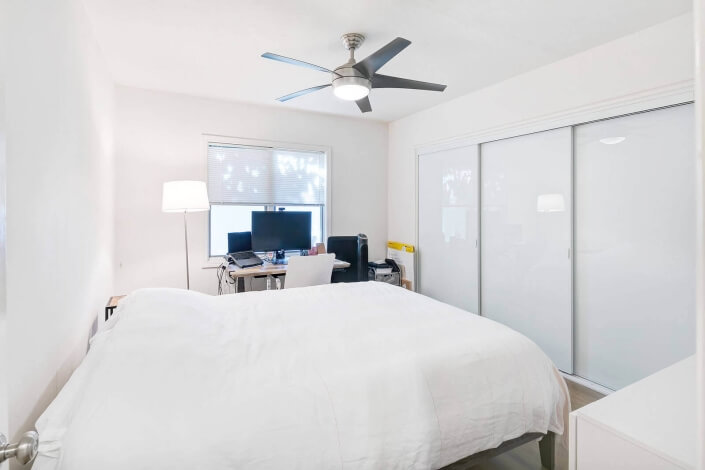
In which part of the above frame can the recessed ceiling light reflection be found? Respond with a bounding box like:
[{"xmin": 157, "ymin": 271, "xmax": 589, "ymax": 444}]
[
  {"xmin": 537, "ymin": 194, "xmax": 566, "ymax": 213},
  {"xmin": 599, "ymin": 136, "xmax": 626, "ymax": 145}
]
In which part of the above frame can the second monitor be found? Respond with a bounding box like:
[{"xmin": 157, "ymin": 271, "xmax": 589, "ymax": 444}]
[{"xmin": 251, "ymin": 211, "xmax": 312, "ymax": 263}]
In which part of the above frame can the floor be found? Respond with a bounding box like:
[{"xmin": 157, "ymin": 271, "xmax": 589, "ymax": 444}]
[{"xmin": 474, "ymin": 378, "xmax": 605, "ymax": 470}]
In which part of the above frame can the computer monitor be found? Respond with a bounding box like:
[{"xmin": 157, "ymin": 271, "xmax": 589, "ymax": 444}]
[
  {"xmin": 227, "ymin": 231, "xmax": 252, "ymax": 254},
  {"xmin": 251, "ymin": 211, "xmax": 312, "ymax": 255}
]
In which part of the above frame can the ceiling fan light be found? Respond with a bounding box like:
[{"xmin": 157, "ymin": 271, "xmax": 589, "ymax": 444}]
[
  {"xmin": 334, "ymin": 84, "xmax": 369, "ymax": 101},
  {"xmin": 332, "ymin": 76, "xmax": 370, "ymax": 101}
]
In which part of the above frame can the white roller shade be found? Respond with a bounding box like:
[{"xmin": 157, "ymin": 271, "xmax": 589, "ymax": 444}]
[{"xmin": 207, "ymin": 143, "xmax": 326, "ymax": 205}]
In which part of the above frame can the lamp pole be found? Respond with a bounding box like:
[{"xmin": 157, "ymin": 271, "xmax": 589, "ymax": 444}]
[{"xmin": 162, "ymin": 181, "xmax": 209, "ymax": 291}]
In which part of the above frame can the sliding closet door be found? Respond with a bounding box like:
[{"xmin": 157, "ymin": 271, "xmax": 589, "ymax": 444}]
[
  {"xmin": 418, "ymin": 145, "xmax": 479, "ymax": 312},
  {"xmin": 481, "ymin": 128, "xmax": 572, "ymax": 372},
  {"xmin": 574, "ymin": 104, "xmax": 695, "ymax": 390}
]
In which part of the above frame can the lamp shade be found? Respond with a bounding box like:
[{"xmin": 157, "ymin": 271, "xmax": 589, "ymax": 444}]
[{"xmin": 162, "ymin": 180, "xmax": 210, "ymax": 212}]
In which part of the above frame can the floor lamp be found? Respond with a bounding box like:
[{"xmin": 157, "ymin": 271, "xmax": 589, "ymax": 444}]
[{"xmin": 162, "ymin": 181, "xmax": 210, "ymax": 289}]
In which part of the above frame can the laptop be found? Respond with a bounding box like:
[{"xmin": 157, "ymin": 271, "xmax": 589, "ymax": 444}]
[
  {"xmin": 227, "ymin": 250, "xmax": 263, "ymax": 268},
  {"xmin": 226, "ymin": 231, "xmax": 263, "ymax": 268}
]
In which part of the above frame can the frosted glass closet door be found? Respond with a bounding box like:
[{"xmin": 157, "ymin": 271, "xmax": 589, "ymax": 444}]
[
  {"xmin": 481, "ymin": 128, "xmax": 572, "ymax": 372},
  {"xmin": 418, "ymin": 145, "xmax": 479, "ymax": 312},
  {"xmin": 575, "ymin": 104, "xmax": 695, "ymax": 390}
]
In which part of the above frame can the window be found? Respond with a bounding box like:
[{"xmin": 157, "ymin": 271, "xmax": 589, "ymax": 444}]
[
  {"xmin": 207, "ymin": 140, "xmax": 327, "ymax": 257},
  {"xmin": 209, "ymin": 205, "xmax": 265, "ymax": 257}
]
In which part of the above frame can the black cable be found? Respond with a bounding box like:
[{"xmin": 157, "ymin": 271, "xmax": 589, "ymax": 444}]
[
  {"xmin": 217, "ymin": 264, "xmax": 223, "ymax": 295},
  {"xmin": 216, "ymin": 260, "xmax": 230, "ymax": 295}
]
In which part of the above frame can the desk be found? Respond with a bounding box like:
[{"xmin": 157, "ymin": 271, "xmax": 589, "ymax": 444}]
[{"xmin": 228, "ymin": 259, "xmax": 351, "ymax": 293}]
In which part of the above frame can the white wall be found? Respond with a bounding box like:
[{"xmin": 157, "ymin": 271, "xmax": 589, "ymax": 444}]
[
  {"xmin": 114, "ymin": 87, "xmax": 388, "ymax": 295},
  {"xmin": 694, "ymin": 1, "xmax": 705, "ymax": 468},
  {"xmin": 388, "ymin": 13, "xmax": 694, "ymax": 244},
  {"xmin": 0, "ymin": 0, "xmax": 8, "ymax": 461},
  {"xmin": 5, "ymin": 0, "xmax": 115, "ymax": 443}
]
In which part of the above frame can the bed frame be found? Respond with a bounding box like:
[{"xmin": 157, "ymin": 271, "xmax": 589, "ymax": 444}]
[{"xmin": 440, "ymin": 431, "xmax": 555, "ymax": 470}]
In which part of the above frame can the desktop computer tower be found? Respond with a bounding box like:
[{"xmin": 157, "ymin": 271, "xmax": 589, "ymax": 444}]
[{"xmin": 328, "ymin": 234, "xmax": 368, "ymax": 283}]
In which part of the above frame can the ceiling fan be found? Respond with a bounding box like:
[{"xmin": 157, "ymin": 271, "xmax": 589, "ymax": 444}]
[{"xmin": 261, "ymin": 33, "xmax": 447, "ymax": 113}]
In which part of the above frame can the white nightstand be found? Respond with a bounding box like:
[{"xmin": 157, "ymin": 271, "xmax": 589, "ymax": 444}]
[{"xmin": 569, "ymin": 356, "xmax": 695, "ymax": 469}]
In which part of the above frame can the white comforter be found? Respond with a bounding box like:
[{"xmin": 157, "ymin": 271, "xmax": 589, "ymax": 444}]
[{"xmin": 34, "ymin": 282, "xmax": 568, "ymax": 470}]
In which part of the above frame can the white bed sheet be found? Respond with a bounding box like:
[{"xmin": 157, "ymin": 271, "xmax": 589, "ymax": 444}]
[{"xmin": 34, "ymin": 282, "xmax": 568, "ymax": 470}]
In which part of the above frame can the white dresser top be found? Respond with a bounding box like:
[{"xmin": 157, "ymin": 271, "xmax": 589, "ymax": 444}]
[{"xmin": 571, "ymin": 356, "xmax": 696, "ymax": 469}]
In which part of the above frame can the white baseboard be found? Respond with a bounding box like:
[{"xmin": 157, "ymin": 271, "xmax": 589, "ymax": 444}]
[{"xmin": 561, "ymin": 372, "xmax": 614, "ymax": 396}]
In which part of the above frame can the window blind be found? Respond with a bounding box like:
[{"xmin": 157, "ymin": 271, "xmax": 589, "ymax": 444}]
[{"xmin": 207, "ymin": 144, "xmax": 326, "ymax": 205}]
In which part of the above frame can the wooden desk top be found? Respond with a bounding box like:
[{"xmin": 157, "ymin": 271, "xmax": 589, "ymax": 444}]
[
  {"xmin": 229, "ymin": 259, "xmax": 350, "ymax": 278},
  {"xmin": 106, "ymin": 295, "xmax": 126, "ymax": 309}
]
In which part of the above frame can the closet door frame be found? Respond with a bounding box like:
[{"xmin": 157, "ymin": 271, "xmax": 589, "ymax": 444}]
[{"xmin": 414, "ymin": 99, "xmax": 694, "ymax": 390}]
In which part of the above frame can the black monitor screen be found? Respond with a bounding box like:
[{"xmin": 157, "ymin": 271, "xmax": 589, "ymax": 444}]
[
  {"xmin": 227, "ymin": 231, "xmax": 252, "ymax": 254},
  {"xmin": 251, "ymin": 211, "xmax": 312, "ymax": 252}
]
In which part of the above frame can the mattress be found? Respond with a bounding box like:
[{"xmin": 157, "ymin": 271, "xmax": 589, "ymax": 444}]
[{"xmin": 34, "ymin": 282, "xmax": 568, "ymax": 470}]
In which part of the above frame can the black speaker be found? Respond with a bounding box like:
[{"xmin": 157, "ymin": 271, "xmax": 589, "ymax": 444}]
[{"xmin": 328, "ymin": 234, "xmax": 368, "ymax": 283}]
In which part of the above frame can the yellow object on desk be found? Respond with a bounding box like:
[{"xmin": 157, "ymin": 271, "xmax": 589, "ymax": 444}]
[
  {"xmin": 228, "ymin": 259, "xmax": 351, "ymax": 293},
  {"xmin": 387, "ymin": 241, "xmax": 416, "ymax": 291}
]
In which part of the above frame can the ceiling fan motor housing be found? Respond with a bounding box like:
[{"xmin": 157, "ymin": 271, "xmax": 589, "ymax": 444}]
[
  {"xmin": 331, "ymin": 65, "xmax": 370, "ymax": 100},
  {"xmin": 333, "ymin": 33, "xmax": 371, "ymax": 100}
]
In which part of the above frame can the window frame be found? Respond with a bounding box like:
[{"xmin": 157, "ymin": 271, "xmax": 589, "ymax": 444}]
[{"xmin": 203, "ymin": 134, "xmax": 332, "ymax": 261}]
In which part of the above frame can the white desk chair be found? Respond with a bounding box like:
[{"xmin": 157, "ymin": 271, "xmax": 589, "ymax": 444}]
[{"xmin": 284, "ymin": 253, "xmax": 335, "ymax": 289}]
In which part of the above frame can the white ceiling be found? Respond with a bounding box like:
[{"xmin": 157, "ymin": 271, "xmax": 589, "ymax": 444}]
[{"xmin": 83, "ymin": 0, "xmax": 691, "ymax": 122}]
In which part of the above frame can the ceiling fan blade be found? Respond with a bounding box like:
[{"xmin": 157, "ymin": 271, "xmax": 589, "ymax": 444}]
[
  {"xmin": 262, "ymin": 52, "xmax": 340, "ymax": 76},
  {"xmin": 277, "ymin": 84, "xmax": 331, "ymax": 102},
  {"xmin": 352, "ymin": 37, "xmax": 411, "ymax": 78},
  {"xmin": 356, "ymin": 96, "xmax": 372, "ymax": 113},
  {"xmin": 371, "ymin": 73, "xmax": 447, "ymax": 92}
]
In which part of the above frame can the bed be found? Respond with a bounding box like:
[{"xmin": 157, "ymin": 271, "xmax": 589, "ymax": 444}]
[{"xmin": 34, "ymin": 282, "xmax": 569, "ymax": 469}]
